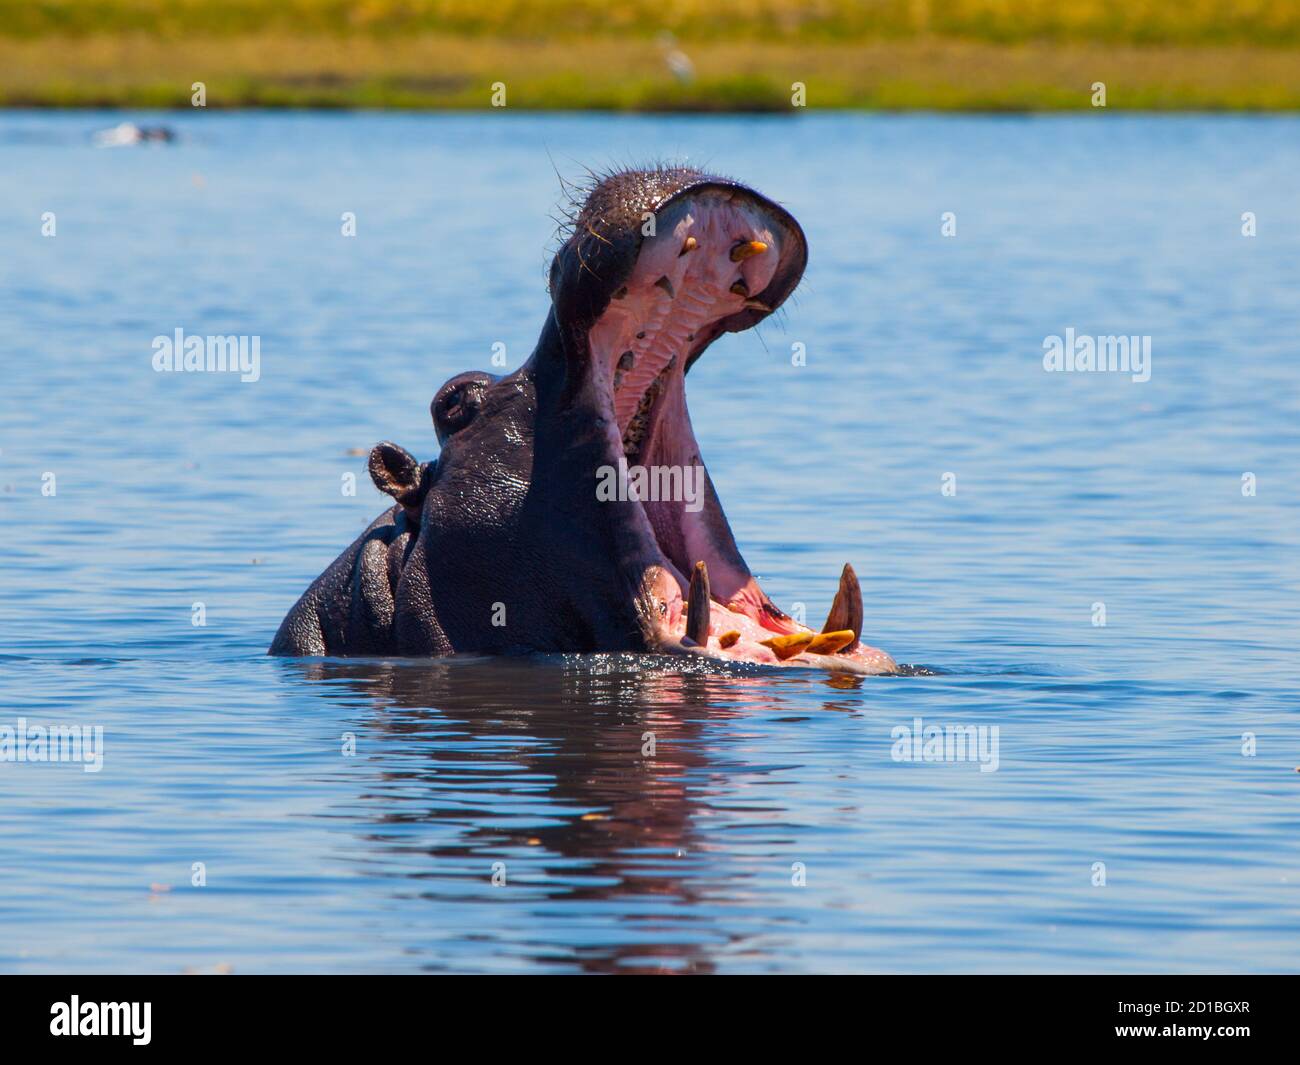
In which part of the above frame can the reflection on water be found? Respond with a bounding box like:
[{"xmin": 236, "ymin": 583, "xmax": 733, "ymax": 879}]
[{"xmin": 290, "ymin": 656, "xmax": 864, "ymax": 974}]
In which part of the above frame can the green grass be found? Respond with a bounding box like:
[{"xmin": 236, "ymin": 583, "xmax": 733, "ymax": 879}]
[
  {"xmin": 2, "ymin": 2, "xmax": 1299, "ymax": 110},
  {"xmin": 4, "ymin": 0, "xmax": 1300, "ymax": 45}
]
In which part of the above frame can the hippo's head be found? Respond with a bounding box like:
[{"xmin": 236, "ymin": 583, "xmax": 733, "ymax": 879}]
[{"xmin": 271, "ymin": 167, "xmax": 896, "ymax": 673}]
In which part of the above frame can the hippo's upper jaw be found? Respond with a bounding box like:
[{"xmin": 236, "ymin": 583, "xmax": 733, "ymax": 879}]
[{"xmin": 270, "ymin": 167, "xmax": 898, "ymax": 674}]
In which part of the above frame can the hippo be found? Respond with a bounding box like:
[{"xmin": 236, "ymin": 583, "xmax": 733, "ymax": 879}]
[{"xmin": 270, "ymin": 166, "xmax": 898, "ymax": 674}]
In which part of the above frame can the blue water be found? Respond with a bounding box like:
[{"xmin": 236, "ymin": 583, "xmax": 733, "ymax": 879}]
[{"xmin": 1, "ymin": 111, "xmax": 1297, "ymax": 973}]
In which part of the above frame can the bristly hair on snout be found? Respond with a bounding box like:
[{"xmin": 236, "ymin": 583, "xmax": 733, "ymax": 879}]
[{"xmin": 546, "ymin": 161, "xmax": 736, "ymax": 288}]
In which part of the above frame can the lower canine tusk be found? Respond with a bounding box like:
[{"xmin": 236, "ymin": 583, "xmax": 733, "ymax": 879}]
[
  {"xmin": 685, "ymin": 561, "xmax": 711, "ymax": 645},
  {"xmin": 822, "ymin": 563, "xmax": 863, "ymax": 646}
]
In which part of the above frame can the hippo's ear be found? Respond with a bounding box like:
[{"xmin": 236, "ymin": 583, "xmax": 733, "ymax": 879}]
[{"xmin": 368, "ymin": 441, "xmax": 421, "ymax": 503}]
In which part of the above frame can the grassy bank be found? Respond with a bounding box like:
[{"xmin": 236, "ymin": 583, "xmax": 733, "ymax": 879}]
[{"xmin": 2, "ymin": 1, "xmax": 1299, "ymax": 110}]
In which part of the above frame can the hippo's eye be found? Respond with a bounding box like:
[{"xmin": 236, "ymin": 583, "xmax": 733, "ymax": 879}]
[{"xmin": 431, "ymin": 372, "xmax": 492, "ymax": 445}]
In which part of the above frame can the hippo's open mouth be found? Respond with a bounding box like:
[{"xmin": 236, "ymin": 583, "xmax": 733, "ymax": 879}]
[{"xmin": 578, "ymin": 184, "xmax": 897, "ymax": 673}]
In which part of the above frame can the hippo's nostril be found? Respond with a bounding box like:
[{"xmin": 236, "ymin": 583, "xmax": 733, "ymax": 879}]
[{"xmin": 431, "ymin": 371, "xmax": 493, "ymax": 445}]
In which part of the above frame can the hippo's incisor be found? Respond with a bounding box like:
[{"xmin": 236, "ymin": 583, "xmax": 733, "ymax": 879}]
[{"xmin": 270, "ymin": 167, "xmax": 897, "ymax": 673}]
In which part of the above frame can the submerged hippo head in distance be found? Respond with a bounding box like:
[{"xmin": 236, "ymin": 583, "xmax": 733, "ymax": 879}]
[{"xmin": 270, "ymin": 167, "xmax": 898, "ymax": 673}]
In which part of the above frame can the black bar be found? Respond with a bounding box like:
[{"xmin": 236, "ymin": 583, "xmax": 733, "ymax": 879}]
[{"xmin": 4, "ymin": 975, "xmax": 1290, "ymax": 1052}]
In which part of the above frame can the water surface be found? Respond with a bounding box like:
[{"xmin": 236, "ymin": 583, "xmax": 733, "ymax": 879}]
[{"xmin": 1, "ymin": 112, "xmax": 1297, "ymax": 973}]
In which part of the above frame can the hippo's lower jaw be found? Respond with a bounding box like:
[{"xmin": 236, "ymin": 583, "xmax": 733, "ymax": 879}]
[
  {"xmin": 270, "ymin": 166, "xmax": 898, "ymax": 675},
  {"xmin": 642, "ymin": 562, "xmax": 899, "ymax": 675}
]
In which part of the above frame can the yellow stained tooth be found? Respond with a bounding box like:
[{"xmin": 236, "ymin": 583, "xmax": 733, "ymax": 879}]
[
  {"xmin": 759, "ymin": 632, "xmax": 815, "ymax": 660},
  {"xmin": 730, "ymin": 240, "xmax": 768, "ymax": 262},
  {"xmin": 806, "ymin": 630, "xmax": 856, "ymax": 655},
  {"xmin": 680, "ymin": 236, "xmax": 698, "ymax": 255},
  {"xmin": 718, "ymin": 630, "xmax": 741, "ymax": 649},
  {"xmin": 729, "ymin": 280, "xmax": 748, "ymax": 297}
]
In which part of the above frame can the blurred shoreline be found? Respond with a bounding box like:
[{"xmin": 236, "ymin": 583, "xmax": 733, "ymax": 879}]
[
  {"xmin": 3, "ymin": 1, "xmax": 1299, "ymax": 111},
  {"xmin": 4, "ymin": 36, "xmax": 1299, "ymax": 111}
]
